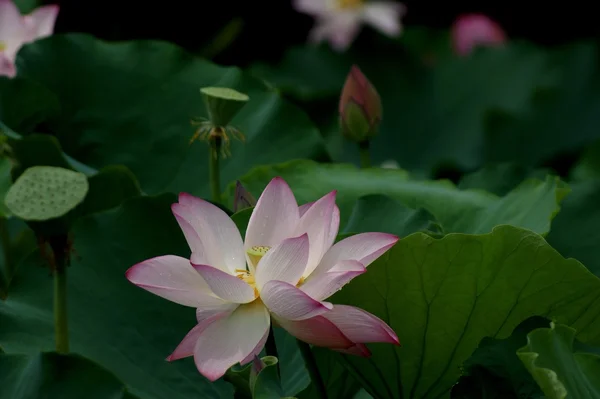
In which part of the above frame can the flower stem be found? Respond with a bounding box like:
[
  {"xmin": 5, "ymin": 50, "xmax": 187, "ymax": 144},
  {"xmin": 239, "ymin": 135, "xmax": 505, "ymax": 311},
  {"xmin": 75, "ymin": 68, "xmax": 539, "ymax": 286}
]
[
  {"xmin": 297, "ymin": 340, "xmax": 328, "ymax": 399},
  {"xmin": 265, "ymin": 324, "xmax": 281, "ymax": 379},
  {"xmin": 358, "ymin": 141, "xmax": 371, "ymax": 168},
  {"xmin": 265, "ymin": 325, "xmax": 279, "ymax": 360},
  {"xmin": 49, "ymin": 235, "xmax": 70, "ymax": 354},
  {"xmin": 0, "ymin": 217, "xmax": 10, "ymax": 298},
  {"xmin": 54, "ymin": 265, "xmax": 69, "ymax": 353},
  {"xmin": 209, "ymin": 136, "xmax": 222, "ymax": 204}
]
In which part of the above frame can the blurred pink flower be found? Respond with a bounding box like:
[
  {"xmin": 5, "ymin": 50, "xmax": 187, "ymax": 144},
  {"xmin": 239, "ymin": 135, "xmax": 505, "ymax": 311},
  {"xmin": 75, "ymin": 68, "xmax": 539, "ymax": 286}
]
[
  {"xmin": 0, "ymin": 0, "xmax": 58, "ymax": 77},
  {"xmin": 294, "ymin": 0, "xmax": 406, "ymax": 52},
  {"xmin": 126, "ymin": 177, "xmax": 400, "ymax": 381},
  {"xmin": 451, "ymin": 13, "xmax": 506, "ymax": 56}
]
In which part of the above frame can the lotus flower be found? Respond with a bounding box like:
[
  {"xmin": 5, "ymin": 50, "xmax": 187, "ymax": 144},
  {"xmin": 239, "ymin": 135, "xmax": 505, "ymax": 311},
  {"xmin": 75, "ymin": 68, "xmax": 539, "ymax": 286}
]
[
  {"xmin": 339, "ymin": 65, "xmax": 381, "ymax": 143},
  {"xmin": 451, "ymin": 13, "xmax": 506, "ymax": 56},
  {"xmin": 126, "ymin": 177, "xmax": 399, "ymax": 381},
  {"xmin": 293, "ymin": 0, "xmax": 405, "ymax": 52},
  {"xmin": 0, "ymin": 0, "xmax": 59, "ymax": 77}
]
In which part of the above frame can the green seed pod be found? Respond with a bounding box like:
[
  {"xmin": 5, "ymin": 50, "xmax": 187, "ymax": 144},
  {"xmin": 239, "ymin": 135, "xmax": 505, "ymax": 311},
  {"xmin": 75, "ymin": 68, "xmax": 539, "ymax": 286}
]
[{"xmin": 201, "ymin": 87, "xmax": 249, "ymax": 127}]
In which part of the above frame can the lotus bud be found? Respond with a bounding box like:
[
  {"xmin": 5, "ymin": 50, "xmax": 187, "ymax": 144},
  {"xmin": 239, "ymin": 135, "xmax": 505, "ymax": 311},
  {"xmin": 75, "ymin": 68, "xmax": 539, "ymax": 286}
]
[{"xmin": 339, "ymin": 65, "xmax": 382, "ymax": 144}]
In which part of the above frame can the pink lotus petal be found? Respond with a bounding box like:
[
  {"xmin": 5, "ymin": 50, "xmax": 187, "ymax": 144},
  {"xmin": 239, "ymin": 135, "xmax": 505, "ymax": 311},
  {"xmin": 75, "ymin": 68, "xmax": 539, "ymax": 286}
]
[
  {"xmin": 196, "ymin": 302, "xmax": 238, "ymax": 323},
  {"xmin": 334, "ymin": 343, "xmax": 371, "ymax": 357},
  {"xmin": 362, "ymin": 2, "xmax": 405, "ymax": 36},
  {"xmin": 245, "ymin": 178, "xmax": 300, "ymax": 261},
  {"xmin": 309, "ymin": 14, "xmax": 362, "ymax": 52},
  {"xmin": 451, "ymin": 13, "xmax": 506, "ymax": 56},
  {"xmin": 293, "ymin": 0, "xmax": 328, "ymax": 16},
  {"xmin": 167, "ymin": 309, "xmax": 234, "ymax": 361},
  {"xmin": 0, "ymin": 0, "xmax": 27, "ymax": 58},
  {"xmin": 193, "ymin": 301, "xmax": 270, "ymax": 381},
  {"xmin": 275, "ymin": 314, "xmax": 353, "ymax": 349},
  {"xmin": 328, "ymin": 205, "xmax": 340, "ymax": 248},
  {"xmin": 261, "ymin": 280, "xmax": 332, "ymax": 321},
  {"xmin": 254, "ymin": 234, "xmax": 309, "ymax": 289},
  {"xmin": 172, "ymin": 193, "xmax": 245, "ymax": 274},
  {"xmin": 192, "ymin": 264, "xmax": 256, "ymax": 304},
  {"xmin": 0, "ymin": 52, "xmax": 15, "ymax": 77},
  {"xmin": 294, "ymin": 191, "xmax": 337, "ymax": 276},
  {"xmin": 300, "ymin": 260, "xmax": 365, "ymax": 301},
  {"xmin": 240, "ymin": 328, "xmax": 269, "ymax": 365},
  {"xmin": 299, "ymin": 201, "xmax": 340, "ymax": 249},
  {"xmin": 23, "ymin": 4, "xmax": 58, "ymax": 40},
  {"xmin": 324, "ymin": 305, "xmax": 399, "ymax": 345},
  {"xmin": 314, "ymin": 232, "xmax": 398, "ymax": 276},
  {"xmin": 298, "ymin": 201, "xmax": 314, "ymax": 217},
  {"xmin": 171, "ymin": 205, "xmax": 205, "ymax": 259},
  {"xmin": 125, "ymin": 255, "xmax": 225, "ymax": 308}
]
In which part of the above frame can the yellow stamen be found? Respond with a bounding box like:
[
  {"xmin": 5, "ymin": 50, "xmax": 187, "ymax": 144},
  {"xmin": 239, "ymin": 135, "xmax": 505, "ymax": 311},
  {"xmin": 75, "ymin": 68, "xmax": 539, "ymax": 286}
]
[
  {"xmin": 336, "ymin": 0, "xmax": 363, "ymax": 9},
  {"xmin": 297, "ymin": 276, "xmax": 306, "ymax": 286},
  {"xmin": 246, "ymin": 245, "xmax": 271, "ymax": 268},
  {"xmin": 189, "ymin": 123, "xmax": 245, "ymax": 158},
  {"xmin": 235, "ymin": 269, "xmax": 259, "ymax": 298}
]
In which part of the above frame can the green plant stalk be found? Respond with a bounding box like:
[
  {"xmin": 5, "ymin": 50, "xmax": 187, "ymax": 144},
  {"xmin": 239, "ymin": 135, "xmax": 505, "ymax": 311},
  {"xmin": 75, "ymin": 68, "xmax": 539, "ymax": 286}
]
[
  {"xmin": 265, "ymin": 325, "xmax": 279, "ymax": 360},
  {"xmin": 358, "ymin": 140, "xmax": 371, "ymax": 168},
  {"xmin": 209, "ymin": 136, "xmax": 222, "ymax": 204},
  {"xmin": 54, "ymin": 259, "xmax": 69, "ymax": 353},
  {"xmin": 0, "ymin": 217, "xmax": 10, "ymax": 298},
  {"xmin": 265, "ymin": 324, "xmax": 280, "ymax": 378},
  {"xmin": 297, "ymin": 340, "xmax": 328, "ymax": 399}
]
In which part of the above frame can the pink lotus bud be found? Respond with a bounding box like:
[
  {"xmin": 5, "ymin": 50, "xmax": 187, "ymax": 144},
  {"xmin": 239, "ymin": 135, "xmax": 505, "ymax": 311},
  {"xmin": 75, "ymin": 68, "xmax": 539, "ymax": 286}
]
[
  {"xmin": 339, "ymin": 65, "xmax": 382, "ymax": 143},
  {"xmin": 451, "ymin": 13, "xmax": 507, "ymax": 56}
]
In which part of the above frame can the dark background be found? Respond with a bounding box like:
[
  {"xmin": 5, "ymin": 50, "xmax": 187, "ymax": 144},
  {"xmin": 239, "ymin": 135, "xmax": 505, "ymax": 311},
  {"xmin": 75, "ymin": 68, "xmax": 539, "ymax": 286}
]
[{"xmin": 51, "ymin": 0, "xmax": 599, "ymax": 66}]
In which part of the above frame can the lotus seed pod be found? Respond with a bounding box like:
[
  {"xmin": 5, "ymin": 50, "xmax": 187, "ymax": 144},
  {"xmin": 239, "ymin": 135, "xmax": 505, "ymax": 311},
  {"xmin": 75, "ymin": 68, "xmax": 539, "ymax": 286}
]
[
  {"xmin": 5, "ymin": 166, "xmax": 89, "ymax": 221},
  {"xmin": 201, "ymin": 87, "xmax": 249, "ymax": 127}
]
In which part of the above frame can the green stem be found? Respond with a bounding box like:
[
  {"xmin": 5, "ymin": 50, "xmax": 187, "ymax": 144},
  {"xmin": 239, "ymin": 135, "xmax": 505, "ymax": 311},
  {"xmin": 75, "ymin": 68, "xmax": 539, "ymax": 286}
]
[
  {"xmin": 265, "ymin": 325, "xmax": 279, "ymax": 360},
  {"xmin": 0, "ymin": 217, "xmax": 10, "ymax": 299},
  {"xmin": 54, "ymin": 266, "xmax": 68, "ymax": 353},
  {"xmin": 358, "ymin": 141, "xmax": 371, "ymax": 168},
  {"xmin": 209, "ymin": 137, "xmax": 222, "ymax": 204},
  {"xmin": 50, "ymin": 235, "xmax": 69, "ymax": 354},
  {"xmin": 265, "ymin": 324, "xmax": 280, "ymax": 379},
  {"xmin": 297, "ymin": 340, "xmax": 328, "ymax": 399}
]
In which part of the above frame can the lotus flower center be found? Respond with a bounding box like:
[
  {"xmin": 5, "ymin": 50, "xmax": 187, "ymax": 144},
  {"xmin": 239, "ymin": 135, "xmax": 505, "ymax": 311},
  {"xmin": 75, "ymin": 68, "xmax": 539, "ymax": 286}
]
[
  {"xmin": 246, "ymin": 245, "xmax": 271, "ymax": 268},
  {"xmin": 0, "ymin": 42, "xmax": 5, "ymax": 52},
  {"xmin": 235, "ymin": 269, "xmax": 259, "ymax": 298},
  {"xmin": 233, "ymin": 246, "xmax": 272, "ymax": 299},
  {"xmin": 336, "ymin": 0, "xmax": 363, "ymax": 9}
]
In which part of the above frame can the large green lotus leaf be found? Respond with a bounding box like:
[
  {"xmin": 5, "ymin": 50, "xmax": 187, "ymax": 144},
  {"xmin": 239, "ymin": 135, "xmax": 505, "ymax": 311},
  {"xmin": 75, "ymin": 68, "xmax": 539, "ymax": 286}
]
[
  {"xmin": 486, "ymin": 42, "xmax": 600, "ymax": 167},
  {"xmin": 13, "ymin": 34, "xmax": 328, "ymax": 196},
  {"xmin": 0, "ymin": 77, "xmax": 59, "ymax": 134},
  {"xmin": 226, "ymin": 160, "xmax": 568, "ymax": 235},
  {"xmin": 252, "ymin": 36, "xmax": 558, "ymax": 173},
  {"xmin": 570, "ymin": 139, "xmax": 600, "ymax": 181},
  {"xmin": 331, "ymin": 225, "xmax": 600, "ymax": 399},
  {"xmin": 343, "ymin": 194, "xmax": 439, "ymax": 237},
  {"xmin": 297, "ymin": 348, "xmax": 362, "ymax": 399},
  {"xmin": 0, "ymin": 352, "xmax": 140, "ymax": 399},
  {"xmin": 458, "ymin": 316, "xmax": 546, "ymax": 398},
  {"xmin": 273, "ymin": 327, "xmax": 310, "ymax": 396},
  {"xmin": 0, "ymin": 156, "xmax": 12, "ymax": 217},
  {"xmin": 458, "ymin": 163, "xmax": 552, "ymax": 196},
  {"xmin": 517, "ymin": 323, "xmax": 600, "ymax": 399},
  {"xmin": 0, "ymin": 195, "xmax": 232, "ymax": 399},
  {"xmin": 547, "ymin": 180, "xmax": 600, "ymax": 277}
]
